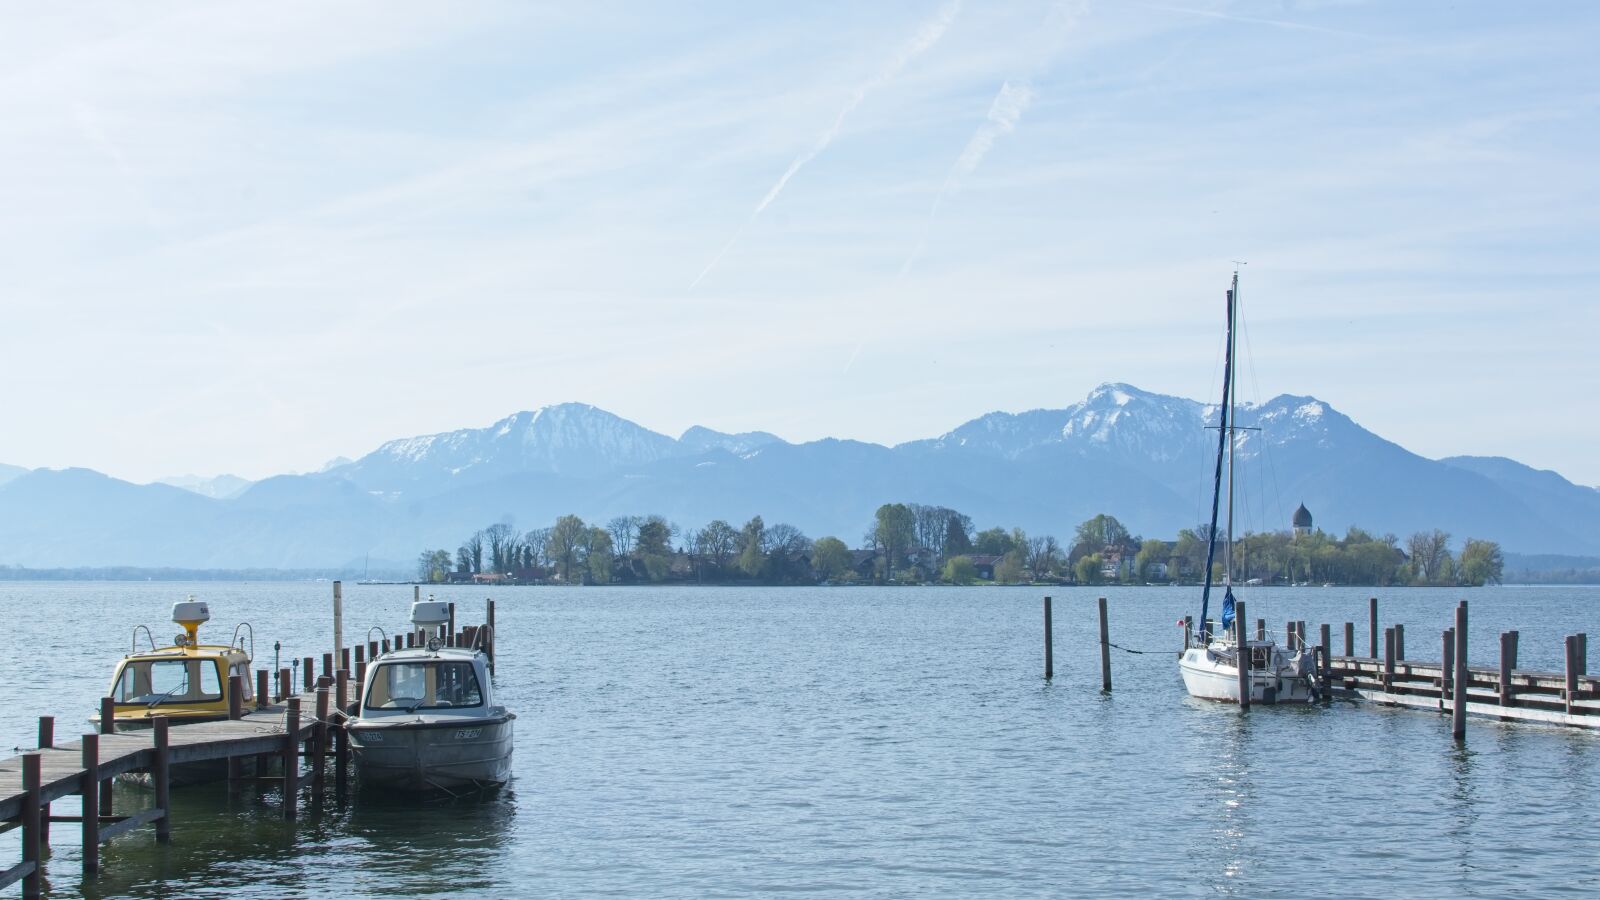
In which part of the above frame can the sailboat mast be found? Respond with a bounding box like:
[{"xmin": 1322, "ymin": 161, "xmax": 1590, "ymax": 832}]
[{"xmin": 1224, "ymin": 270, "xmax": 1239, "ymax": 588}]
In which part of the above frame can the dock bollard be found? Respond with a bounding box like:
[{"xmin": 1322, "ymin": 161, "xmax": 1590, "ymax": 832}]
[
  {"xmin": 1452, "ymin": 601, "xmax": 1469, "ymax": 740},
  {"xmin": 1098, "ymin": 597, "xmax": 1111, "ymax": 692},
  {"xmin": 257, "ymin": 670, "xmax": 270, "ymax": 710},
  {"xmin": 153, "ymin": 716, "xmax": 171, "ymax": 842},
  {"xmin": 21, "ymin": 753, "xmax": 40, "ymax": 900},
  {"xmin": 1043, "ymin": 596, "xmax": 1053, "ymax": 680},
  {"xmin": 1235, "ymin": 599, "xmax": 1250, "ymax": 709},
  {"xmin": 81, "ymin": 734, "xmax": 100, "ymax": 876},
  {"xmin": 283, "ymin": 698, "xmax": 301, "ymax": 821},
  {"xmin": 1499, "ymin": 631, "xmax": 1518, "ymax": 707},
  {"xmin": 1369, "ymin": 597, "xmax": 1379, "ymax": 658},
  {"xmin": 98, "ymin": 699, "xmax": 114, "ymax": 816}
]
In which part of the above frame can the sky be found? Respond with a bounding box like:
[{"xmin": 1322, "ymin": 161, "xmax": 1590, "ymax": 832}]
[{"xmin": 2, "ymin": 1, "xmax": 1597, "ymax": 486}]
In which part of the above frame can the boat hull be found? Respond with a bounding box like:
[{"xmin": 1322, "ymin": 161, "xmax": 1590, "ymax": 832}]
[
  {"xmin": 1179, "ymin": 646, "xmax": 1316, "ymax": 704},
  {"xmin": 348, "ymin": 715, "xmax": 514, "ymax": 792}
]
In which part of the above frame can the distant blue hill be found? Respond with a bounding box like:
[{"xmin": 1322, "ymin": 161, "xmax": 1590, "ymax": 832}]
[{"xmin": 2, "ymin": 384, "xmax": 1597, "ymax": 568}]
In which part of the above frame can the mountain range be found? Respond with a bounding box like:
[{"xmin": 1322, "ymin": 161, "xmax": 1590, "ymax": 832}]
[{"xmin": 3, "ymin": 384, "xmax": 1598, "ymax": 570}]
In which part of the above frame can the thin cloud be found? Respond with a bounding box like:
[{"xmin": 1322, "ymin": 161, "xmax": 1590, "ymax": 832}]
[
  {"xmin": 901, "ymin": 79, "xmax": 1035, "ymax": 275},
  {"xmin": 691, "ymin": 0, "xmax": 962, "ymax": 289},
  {"xmin": 1142, "ymin": 3, "xmax": 1388, "ymax": 42}
]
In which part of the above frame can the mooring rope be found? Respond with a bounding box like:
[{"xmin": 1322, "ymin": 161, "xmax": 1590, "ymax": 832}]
[{"xmin": 1103, "ymin": 640, "xmax": 1169, "ymax": 655}]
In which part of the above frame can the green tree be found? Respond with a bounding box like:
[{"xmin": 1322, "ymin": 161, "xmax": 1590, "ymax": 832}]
[
  {"xmin": 737, "ymin": 515, "xmax": 767, "ymax": 577},
  {"xmin": 1074, "ymin": 553, "xmax": 1104, "ymax": 585},
  {"xmin": 943, "ymin": 516, "xmax": 974, "ymax": 558},
  {"xmin": 973, "ymin": 527, "xmax": 1015, "ymax": 556},
  {"xmin": 1457, "ymin": 538, "xmax": 1504, "ymax": 586},
  {"xmin": 995, "ymin": 550, "xmax": 1026, "ymax": 584},
  {"xmin": 585, "ymin": 527, "xmax": 614, "ymax": 584},
  {"xmin": 1133, "ymin": 538, "xmax": 1168, "ymax": 582},
  {"xmin": 874, "ymin": 503, "xmax": 917, "ymax": 580},
  {"xmin": 1071, "ymin": 514, "xmax": 1131, "ymax": 562},
  {"xmin": 812, "ymin": 536, "xmax": 852, "ymax": 581},
  {"xmin": 943, "ymin": 555, "xmax": 977, "ymax": 585},
  {"xmin": 694, "ymin": 520, "xmax": 739, "ymax": 576},
  {"xmin": 416, "ymin": 549, "xmax": 452, "ymax": 583},
  {"xmin": 636, "ymin": 515, "xmax": 674, "ymax": 582},
  {"xmin": 548, "ymin": 514, "xmax": 588, "ymax": 583}
]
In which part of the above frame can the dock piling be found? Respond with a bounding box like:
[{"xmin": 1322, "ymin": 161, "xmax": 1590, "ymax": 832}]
[
  {"xmin": 1395, "ymin": 623, "xmax": 1406, "ymax": 662},
  {"xmin": 1383, "ymin": 627, "xmax": 1396, "ymax": 691},
  {"xmin": 98, "ymin": 698, "xmax": 113, "ymax": 817},
  {"xmin": 1441, "ymin": 628, "xmax": 1455, "ymax": 710},
  {"xmin": 1369, "ymin": 597, "xmax": 1379, "ymax": 658},
  {"xmin": 1344, "ymin": 622, "xmax": 1354, "ymax": 657},
  {"xmin": 1043, "ymin": 596, "xmax": 1053, "ymax": 680},
  {"xmin": 153, "ymin": 716, "xmax": 171, "ymax": 842},
  {"xmin": 283, "ymin": 698, "xmax": 301, "ymax": 821},
  {"xmin": 302, "ymin": 657, "xmax": 313, "ymax": 692},
  {"xmin": 1452, "ymin": 601, "xmax": 1469, "ymax": 740},
  {"xmin": 1236, "ymin": 599, "xmax": 1250, "ymax": 709},
  {"xmin": 313, "ymin": 679, "xmax": 330, "ymax": 799},
  {"xmin": 278, "ymin": 667, "xmax": 290, "ymax": 703},
  {"xmin": 257, "ymin": 669, "xmax": 269, "ymax": 710},
  {"xmin": 81, "ymin": 734, "xmax": 99, "ymax": 876},
  {"xmin": 1319, "ymin": 624, "xmax": 1331, "ymax": 684},
  {"xmin": 335, "ymin": 669, "xmax": 350, "ymax": 796},
  {"xmin": 1097, "ymin": 597, "xmax": 1111, "ymax": 692},
  {"xmin": 20, "ymin": 753, "xmax": 40, "ymax": 900},
  {"xmin": 1257, "ymin": 618, "xmax": 1265, "ymax": 642},
  {"xmin": 487, "ymin": 598, "xmax": 496, "ymax": 674},
  {"xmin": 227, "ymin": 675, "xmax": 244, "ymax": 780},
  {"xmin": 1566, "ymin": 635, "xmax": 1580, "ymax": 716},
  {"xmin": 1499, "ymin": 631, "xmax": 1518, "ymax": 706}
]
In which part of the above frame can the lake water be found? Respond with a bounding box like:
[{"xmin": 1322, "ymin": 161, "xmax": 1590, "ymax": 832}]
[{"xmin": 2, "ymin": 582, "xmax": 1597, "ymax": 898}]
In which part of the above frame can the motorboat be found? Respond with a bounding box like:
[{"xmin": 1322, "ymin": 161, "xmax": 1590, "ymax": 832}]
[
  {"xmin": 93, "ymin": 598, "xmax": 256, "ymax": 730},
  {"xmin": 347, "ymin": 598, "xmax": 513, "ymax": 793}
]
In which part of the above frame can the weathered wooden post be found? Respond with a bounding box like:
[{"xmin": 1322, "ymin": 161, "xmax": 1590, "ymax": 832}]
[
  {"xmin": 1344, "ymin": 622, "xmax": 1354, "ymax": 658},
  {"xmin": 1256, "ymin": 618, "xmax": 1265, "ymax": 642},
  {"xmin": 1452, "ymin": 601, "xmax": 1468, "ymax": 740},
  {"xmin": 303, "ymin": 656, "xmax": 314, "ymax": 692},
  {"xmin": 1319, "ymin": 623, "xmax": 1331, "ymax": 684},
  {"xmin": 414, "ymin": 584, "xmax": 421, "ymax": 603},
  {"xmin": 82, "ymin": 733, "xmax": 100, "ymax": 876},
  {"xmin": 1394, "ymin": 623, "xmax": 1405, "ymax": 662},
  {"xmin": 1285, "ymin": 620, "xmax": 1296, "ymax": 651},
  {"xmin": 1097, "ymin": 597, "xmax": 1111, "ymax": 692},
  {"xmin": 21, "ymin": 753, "xmax": 40, "ymax": 900},
  {"xmin": 1565, "ymin": 635, "xmax": 1580, "ymax": 716},
  {"xmin": 340, "ymin": 647, "xmax": 351, "ymax": 674},
  {"xmin": 335, "ymin": 669, "xmax": 350, "ymax": 795},
  {"xmin": 153, "ymin": 716, "xmax": 171, "ymax": 842},
  {"xmin": 367, "ymin": 639, "xmax": 378, "ymax": 660},
  {"xmin": 1441, "ymin": 628, "xmax": 1455, "ymax": 711},
  {"xmin": 228, "ymin": 674, "xmax": 245, "ymax": 780},
  {"xmin": 321, "ymin": 653, "xmax": 333, "ymax": 680},
  {"xmin": 1383, "ymin": 627, "xmax": 1396, "ymax": 692},
  {"xmin": 1579, "ymin": 633, "xmax": 1589, "ymax": 676},
  {"xmin": 256, "ymin": 669, "xmax": 269, "ymax": 710},
  {"xmin": 354, "ymin": 644, "xmax": 365, "ymax": 667},
  {"xmin": 283, "ymin": 698, "xmax": 301, "ymax": 821},
  {"xmin": 1236, "ymin": 599, "xmax": 1250, "ymax": 709},
  {"xmin": 332, "ymin": 580, "xmax": 343, "ymax": 685},
  {"xmin": 35, "ymin": 717, "xmax": 53, "ymax": 851},
  {"xmin": 1184, "ymin": 614, "xmax": 1194, "ymax": 650},
  {"xmin": 1499, "ymin": 631, "xmax": 1518, "ymax": 707},
  {"xmin": 1369, "ymin": 597, "xmax": 1379, "ymax": 658},
  {"xmin": 487, "ymin": 597, "xmax": 496, "ymax": 674},
  {"xmin": 278, "ymin": 667, "xmax": 291, "ymax": 703},
  {"xmin": 448, "ymin": 602, "xmax": 457, "ymax": 647},
  {"xmin": 313, "ymin": 678, "xmax": 331, "ymax": 798},
  {"xmin": 1043, "ymin": 596, "xmax": 1053, "ymax": 680},
  {"xmin": 98, "ymin": 697, "xmax": 114, "ymax": 817}
]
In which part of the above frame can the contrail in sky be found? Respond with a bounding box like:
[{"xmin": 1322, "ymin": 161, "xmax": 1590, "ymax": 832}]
[
  {"xmin": 690, "ymin": 0, "xmax": 963, "ymax": 290},
  {"xmin": 901, "ymin": 79, "xmax": 1034, "ymax": 276}
]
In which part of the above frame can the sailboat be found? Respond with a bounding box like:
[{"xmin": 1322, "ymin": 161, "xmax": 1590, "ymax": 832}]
[{"xmin": 1177, "ymin": 269, "xmax": 1318, "ymax": 704}]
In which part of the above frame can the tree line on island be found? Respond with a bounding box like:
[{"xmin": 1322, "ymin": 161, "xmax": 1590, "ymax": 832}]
[{"xmin": 416, "ymin": 504, "xmax": 1505, "ymax": 588}]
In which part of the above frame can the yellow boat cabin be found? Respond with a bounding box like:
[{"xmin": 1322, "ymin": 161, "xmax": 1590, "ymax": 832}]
[{"xmin": 92, "ymin": 598, "xmax": 255, "ymax": 729}]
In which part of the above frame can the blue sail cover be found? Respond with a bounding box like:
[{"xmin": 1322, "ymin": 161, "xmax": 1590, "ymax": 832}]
[{"xmin": 1220, "ymin": 587, "xmax": 1236, "ymax": 632}]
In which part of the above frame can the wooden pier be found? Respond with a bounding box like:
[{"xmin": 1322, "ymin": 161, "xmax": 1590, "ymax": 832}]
[{"xmin": 0, "ymin": 591, "xmax": 497, "ymax": 899}]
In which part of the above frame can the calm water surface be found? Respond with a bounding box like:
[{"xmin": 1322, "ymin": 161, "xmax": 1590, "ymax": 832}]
[{"xmin": 2, "ymin": 582, "xmax": 1597, "ymax": 898}]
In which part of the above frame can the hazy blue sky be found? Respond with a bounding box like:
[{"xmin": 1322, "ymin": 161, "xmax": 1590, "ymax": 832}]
[{"xmin": 3, "ymin": 1, "xmax": 1596, "ymax": 485}]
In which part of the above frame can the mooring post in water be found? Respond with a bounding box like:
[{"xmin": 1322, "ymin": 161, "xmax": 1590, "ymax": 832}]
[
  {"xmin": 335, "ymin": 669, "xmax": 350, "ymax": 795},
  {"xmin": 448, "ymin": 602, "xmax": 457, "ymax": 647},
  {"xmin": 35, "ymin": 718, "xmax": 53, "ymax": 852},
  {"xmin": 228, "ymin": 674, "xmax": 245, "ymax": 780},
  {"xmin": 1043, "ymin": 596, "xmax": 1053, "ymax": 680},
  {"xmin": 81, "ymin": 733, "xmax": 100, "ymax": 876},
  {"xmin": 321, "ymin": 653, "xmax": 333, "ymax": 680},
  {"xmin": 1097, "ymin": 597, "xmax": 1111, "ymax": 692},
  {"xmin": 1283, "ymin": 620, "xmax": 1293, "ymax": 650},
  {"xmin": 1579, "ymin": 633, "xmax": 1589, "ymax": 676},
  {"xmin": 1257, "ymin": 618, "xmax": 1265, "ymax": 642},
  {"xmin": 1319, "ymin": 623, "xmax": 1331, "ymax": 684},
  {"xmin": 332, "ymin": 580, "xmax": 343, "ymax": 682},
  {"xmin": 341, "ymin": 647, "xmax": 351, "ymax": 674},
  {"xmin": 1383, "ymin": 627, "xmax": 1396, "ymax": 692},
  {"xmin": 303, "ymin": 657, "xmax": 314, "ymax": 692},
  {"xmin": 1184, "ymin": 614, "xmax": 1193, "ymax": 650},
  {"xmin": 1499, "ymin": 631, "xmax": 1518, "ymax": 707},
  {"xmin": 1395, "ymin": 623, "xmax": 1406, "ymax": 662},
  {"xmin": 1452, "ymin": 601, "xmax": 1468, "ymax": 740},
  {"xmin": 257, "ymin": 669, "xmax": 269, "ymax": 710},
  {"xmin": 313, "ymin": 678, "xmax": 330, "ymax": 798},
  {"xmin": 278, "ymin": 667, "xmax": 290, "ymax": 703},
  {"xmin": 1441, "ymin": 628, "xmax": 1455, "ymax": 711},
  {"xmin": 21, "ymin": 753, "xmax": 40, "ymax": 900},
  {"xmin": 98, "ymin": 697, "xmax": 114, "ymax": 817},
  {"xmin": 153, "ymin": 716, "xmax": 171, "ymax": 842},
  {"xmin": 487, "ymin": 597, "xmax": 497, "ymax": 673},
  {"xmin": 414, "ymin": 584, "xmax": 420, "ymax": 603},
  {"xmin": 1344, "ymin": 622, "xmax": 1354, "ymax": 658},
  {"xmin": 1369, "ymin": 597, "xmax": 1379, "ymax": 658},
  {"xmin": 1565, "ymin": 635, "xmax": 1580, "ymax": 716},
  {"xmin": 1236, "ymin": 599, "xmax": 1250, "ymax": 709},
  {"xmin": 283, "ymin": 698, "xmax": 301, "ymax": 821}
]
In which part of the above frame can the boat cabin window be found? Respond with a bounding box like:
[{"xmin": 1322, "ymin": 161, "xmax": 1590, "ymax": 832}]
[
  {"xmin": 364, "ymin": 661, "xmax": 483, "ymax": 711},
  {"xmin": 114, "ymin": 658, "xmax": 224, "ymax": 705},
  {"xmin": 230, "ymin": 662, "xmax": 254, "ymax": 700}
]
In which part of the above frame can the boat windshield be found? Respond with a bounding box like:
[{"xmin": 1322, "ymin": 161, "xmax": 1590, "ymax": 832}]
[
  {"xmin": 114, "ymin": 657, "xmax": 224, "ymax": 705},
  {"xmin": 365, "ymin": 661, "xmax": 483, "ymax": 711}
]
